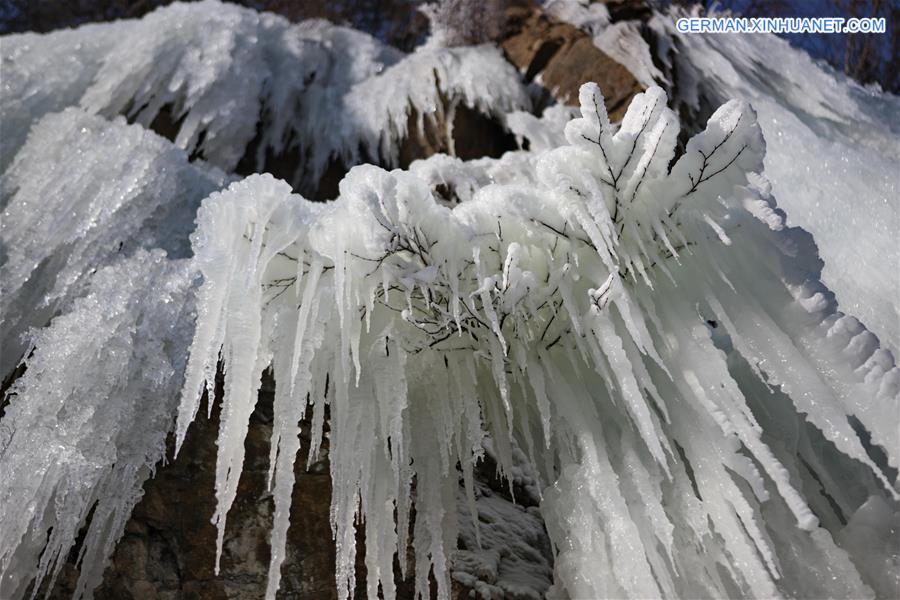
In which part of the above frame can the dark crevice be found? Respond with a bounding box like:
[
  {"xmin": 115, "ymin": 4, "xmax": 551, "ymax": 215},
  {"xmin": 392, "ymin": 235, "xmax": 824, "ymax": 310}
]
[
  {"xmin": 674, "ymin": 440, "xmax": 703, "ymax": 501},
  {"xmin": 524, "ymin": 39, "xmax": 563, "ymax": 82},
  {"xmin": 800, "ymin": 456, "xmax": 848, "ymax": 527},
  {"xmin": 849, "ymin": 415, "xmax": 899, "ymax": 483}
]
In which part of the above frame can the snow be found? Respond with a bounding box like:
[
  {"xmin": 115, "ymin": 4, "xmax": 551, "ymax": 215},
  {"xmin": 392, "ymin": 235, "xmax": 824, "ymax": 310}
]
[{"xmin": 453, "ymin": 477, "xmax": 552, "ymax": 599}]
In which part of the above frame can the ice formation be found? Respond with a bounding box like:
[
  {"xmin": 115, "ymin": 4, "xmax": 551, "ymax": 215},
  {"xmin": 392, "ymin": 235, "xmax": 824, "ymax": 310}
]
[
  {"xmin": 543, "ymin": 2, "xmax": 899, "ymax": 361},
  {"xmin": 0, "ymin": 252, "xmax": 194, "ymax": 599},
  {"xmin": 178, "ymin": 84, "xmax": 898, "ymax": 599},
  {"xmin": 0, "ymin": 107, "xmax": 226, "ymax": 597},
  {"xmin": 0, "ymin": 108, "xmax": 229, "ymax": 375},
  {"xmin": 647, "ymin": 9, "xmax": 900, "ymax": 359},
  {"xmin": 1, "ymin": 2, "xmax": 898, "ymax": 599},
  {"xmin": 407, "ymin": 104, "xmax": 579, "ymax": 207},
  {"xmin": 1, "ymin": 0, "xmax": 529, "ymax": 193}
]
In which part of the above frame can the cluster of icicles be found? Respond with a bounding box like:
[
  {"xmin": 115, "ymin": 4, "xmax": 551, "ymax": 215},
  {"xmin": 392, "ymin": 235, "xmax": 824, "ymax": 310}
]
[
  {"xmin": 175, "ymin": 83, "xmax": 897, "ymax": 599},
  {"xmin": 0, "ymin": 2, "xmax": 897, "ymax": 597}
]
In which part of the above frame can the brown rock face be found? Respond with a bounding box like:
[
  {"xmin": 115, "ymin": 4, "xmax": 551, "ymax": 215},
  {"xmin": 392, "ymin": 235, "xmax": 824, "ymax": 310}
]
[
  {"xmin": 243, "ymin": 101, "xmax": 518, "ymax": 201},
  {"xmin": 501, "ymin": 3, "xmax": 643, "ymax": 120},
  {"xmin": 47, "ymin": 381, "xmax": 341, "ymax": 600}
]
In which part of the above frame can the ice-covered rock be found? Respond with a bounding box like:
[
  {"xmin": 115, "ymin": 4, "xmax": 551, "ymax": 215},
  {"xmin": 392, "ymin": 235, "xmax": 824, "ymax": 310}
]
[
  {"xmin": 0, "ymin": 108, "xmax": 229, "ymax": 376},
  {"xmin": 0, "ymin": 99, "xmax": 224, "ymax": 600},
  {"xmin": 1, "ymin": 0, "xmax": 529, "ymax": 194},
  {"xmin": 0, "ymin": 252, "xmax": 195, "ymax": 599},
  {"xmin": 1, "ymin": 3, "xmax": 897, "ymax": 598}
]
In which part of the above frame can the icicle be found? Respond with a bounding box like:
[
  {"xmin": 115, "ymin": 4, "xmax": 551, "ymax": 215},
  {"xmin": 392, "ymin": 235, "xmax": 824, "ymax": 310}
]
[{"xmin": 0, "ymin": 252, "xmax": 194, "ymax": 599}]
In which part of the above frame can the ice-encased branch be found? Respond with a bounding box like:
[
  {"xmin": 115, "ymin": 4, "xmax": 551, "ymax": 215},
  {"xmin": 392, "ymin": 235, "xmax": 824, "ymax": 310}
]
[{"xmin": 179, "ymin": 83, "xmax": 898, "ymax": 600}]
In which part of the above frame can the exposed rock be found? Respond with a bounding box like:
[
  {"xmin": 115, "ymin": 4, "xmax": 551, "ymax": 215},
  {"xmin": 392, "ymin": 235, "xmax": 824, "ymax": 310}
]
[
  {"xmin": 596, "ymin": 0, "xmax": 652, "ymax": 23},
  {"xmin": 43, "ymin": 375, "xmax": 486, "ymax": 600},
  {"xmin": 500, "ymin": 3, "xmax": 643, "ymax": 120},
  {"xmin": 46, "ymin": 380, "xmax": 338, "ymax": 600}
]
